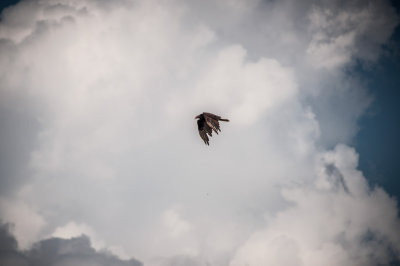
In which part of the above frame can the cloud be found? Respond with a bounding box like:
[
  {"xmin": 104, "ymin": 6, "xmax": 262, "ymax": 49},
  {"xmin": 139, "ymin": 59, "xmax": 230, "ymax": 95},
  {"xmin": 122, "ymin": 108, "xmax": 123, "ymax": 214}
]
[
  {"xmin": 0, "ymin": 197, "xmax": 46, "ymax": 249},
  {"xmin": 0, "ymin": 222, "xmax": 142, "ymax": 266},
  {"xmin": 230, "ymin": 145, "xmax": 400, "ymax": 266},
  {"xmin": 190, "ymin": 45, "xmax": 298, "ymax": 125},
  {"xmin": 0, "ymin": 0, "xmax": 399, "ymax": 265},
  {"xmin": 162, "ymin": 206, "xmax": 192, "ymax": 238},
  {"xmin": 307, "ymin": 1, "xmax": 398, "ymax": 68}
]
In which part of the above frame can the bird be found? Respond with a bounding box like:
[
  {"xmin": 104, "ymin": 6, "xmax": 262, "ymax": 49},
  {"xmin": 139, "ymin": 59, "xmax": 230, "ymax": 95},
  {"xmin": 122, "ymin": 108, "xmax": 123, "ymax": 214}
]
[{"xmin": 195, "ymin": 112, "xmax": 229, "ymax": 145}]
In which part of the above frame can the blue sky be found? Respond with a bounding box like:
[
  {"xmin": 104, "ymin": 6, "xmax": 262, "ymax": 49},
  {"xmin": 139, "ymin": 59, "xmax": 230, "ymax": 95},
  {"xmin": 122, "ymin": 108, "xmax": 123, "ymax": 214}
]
[
  {"xmin": 355, "ymin": 17, "xmax": 400, "ymax": 198},
  {"xmin": 0, "ymin": 1, "xmax": 399, "ymax": 265}
]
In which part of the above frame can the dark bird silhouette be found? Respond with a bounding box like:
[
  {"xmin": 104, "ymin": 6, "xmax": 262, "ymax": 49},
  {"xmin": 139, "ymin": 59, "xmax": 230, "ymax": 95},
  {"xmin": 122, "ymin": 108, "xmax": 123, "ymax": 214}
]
[{"xmin": 195, "ymin": 112, "xmax": 229, "ymax": 145}]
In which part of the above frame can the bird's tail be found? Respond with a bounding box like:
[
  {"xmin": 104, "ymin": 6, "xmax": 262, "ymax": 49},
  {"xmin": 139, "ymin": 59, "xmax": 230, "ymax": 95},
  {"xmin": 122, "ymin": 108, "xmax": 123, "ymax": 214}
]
[{"xmin": 219, "ymin": 118, "xmax": 229, "ymax": 122}]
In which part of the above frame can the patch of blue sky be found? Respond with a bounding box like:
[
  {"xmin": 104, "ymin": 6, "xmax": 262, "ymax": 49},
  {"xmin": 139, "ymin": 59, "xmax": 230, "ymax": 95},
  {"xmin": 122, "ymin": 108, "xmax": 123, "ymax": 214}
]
[{"xmin": 355, "ymin": 2, "xmax": 400, "ymax": 199}]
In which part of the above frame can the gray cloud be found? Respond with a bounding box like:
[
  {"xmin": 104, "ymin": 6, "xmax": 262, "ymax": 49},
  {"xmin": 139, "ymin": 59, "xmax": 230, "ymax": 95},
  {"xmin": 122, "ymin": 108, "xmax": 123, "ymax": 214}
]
[
  {"xmin": 0, "ymin": 222, "xmax": 142, "ymax": 266},
  {"xmin": 0, "ymin": 105, "xmax": 40, "ymax": 195}
]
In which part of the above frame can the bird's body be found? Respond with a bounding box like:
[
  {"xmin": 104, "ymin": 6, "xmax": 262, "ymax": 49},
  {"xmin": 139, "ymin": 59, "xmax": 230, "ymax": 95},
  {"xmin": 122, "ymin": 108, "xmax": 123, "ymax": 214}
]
[{"xmin": 195, "ymin": 112, "xmax": 229, "ymax": 145}]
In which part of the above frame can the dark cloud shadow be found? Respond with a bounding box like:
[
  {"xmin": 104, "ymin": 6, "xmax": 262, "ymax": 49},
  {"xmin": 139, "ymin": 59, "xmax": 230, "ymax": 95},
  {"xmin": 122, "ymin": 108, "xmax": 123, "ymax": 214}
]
[
  {"xmin": 0, "ymin": 222, "xmax": 142, "ymax": 266},
  {"xmin": 325, "ymin": 163, "xmax": 350, "ymax": 193}
]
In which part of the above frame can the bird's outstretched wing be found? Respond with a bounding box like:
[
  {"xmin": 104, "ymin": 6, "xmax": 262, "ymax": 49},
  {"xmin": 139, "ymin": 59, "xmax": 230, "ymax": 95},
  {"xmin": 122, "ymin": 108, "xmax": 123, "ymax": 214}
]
[
  {"xmin": 203, "ymin": 112, "xmax": 222, "ymax": 120},
  {"xmin": 205, "ymin": 116, "xmax": 221, "ymax": 134},
  {"xmin": 203, "ymin": 112, "xmax": 229, "ymax": 122},
  {"xmin": 197, "ymin": 119, "xmax": 212, "ymax": 145}
]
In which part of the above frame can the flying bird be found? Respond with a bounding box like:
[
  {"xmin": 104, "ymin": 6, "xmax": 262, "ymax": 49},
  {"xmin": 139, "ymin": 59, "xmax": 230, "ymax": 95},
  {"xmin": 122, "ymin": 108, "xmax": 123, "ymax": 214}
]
[{"xmin": 195, "ymin": 112, "xmax": 229, "ymax": 145}]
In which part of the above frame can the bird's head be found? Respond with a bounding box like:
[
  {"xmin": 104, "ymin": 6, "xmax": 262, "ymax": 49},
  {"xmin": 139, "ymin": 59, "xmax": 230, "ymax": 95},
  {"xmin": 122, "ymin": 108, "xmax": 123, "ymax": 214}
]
[{"xmin": 195, "ymin": 114, "xmax": 201, "ymax": 119}]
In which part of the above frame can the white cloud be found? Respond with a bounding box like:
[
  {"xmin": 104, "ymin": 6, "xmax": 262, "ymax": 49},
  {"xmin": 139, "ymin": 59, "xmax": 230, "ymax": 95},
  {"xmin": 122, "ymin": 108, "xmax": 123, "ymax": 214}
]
[
  {"xmin": 191, "ymin": 45, "xmax": 298, "ymax": 125},
  {"xmin": 231, "ymin": 145, "xmax": 400, "ymax": 266},
  {"xmin": 162, "ymin": 206, "xmax": 192, "ymax": 238},
  {"xmin": 0, "ymin": 0, "xmax": 398, "ymax": 265}
]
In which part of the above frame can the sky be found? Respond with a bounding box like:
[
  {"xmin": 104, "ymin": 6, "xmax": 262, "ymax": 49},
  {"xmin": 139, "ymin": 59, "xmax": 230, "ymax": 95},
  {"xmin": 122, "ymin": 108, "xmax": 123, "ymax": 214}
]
[
  {"xmin": 0, "ymin": 0, "xmax": 400, "ymax": 266},
  {"xmin": 355, "ymin": 14, "xmax": 400, "ymax": 199}
]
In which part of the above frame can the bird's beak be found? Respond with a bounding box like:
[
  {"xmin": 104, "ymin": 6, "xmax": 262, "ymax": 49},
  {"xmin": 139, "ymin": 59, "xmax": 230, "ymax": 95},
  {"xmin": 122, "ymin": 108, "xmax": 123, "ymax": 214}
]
[{"xmin": 195, "ymin": 115, "xmax": 200, "ymax": 119}]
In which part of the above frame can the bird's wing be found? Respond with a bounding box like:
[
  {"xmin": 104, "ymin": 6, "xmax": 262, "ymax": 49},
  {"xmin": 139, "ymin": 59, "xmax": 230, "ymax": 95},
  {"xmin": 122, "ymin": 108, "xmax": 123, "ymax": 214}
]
[
  {"xmin": 199, "ymin": 129, "xmax": 209, "ymax": 145},
  {"xmin": 197, "ymin": 119, "xmax": 211, "ymax": 145},
  {"xmin": 205, "ymin": 115, "xmax": 221, "ymax": 134},
  {"xmin": 203, "ymin": 112, "xmax": 221, "ymax": 120}
]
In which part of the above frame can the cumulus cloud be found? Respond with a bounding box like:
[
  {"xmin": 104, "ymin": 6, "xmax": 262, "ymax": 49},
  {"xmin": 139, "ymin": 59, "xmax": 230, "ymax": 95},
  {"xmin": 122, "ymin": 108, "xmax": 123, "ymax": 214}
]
[
  {"xmin": 231, "ymin": 145, "xmax": 400, "ymax": 266},
  {"xmin": 0, "ymin": 0, "xmax": 399, "ymax": 265}
]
